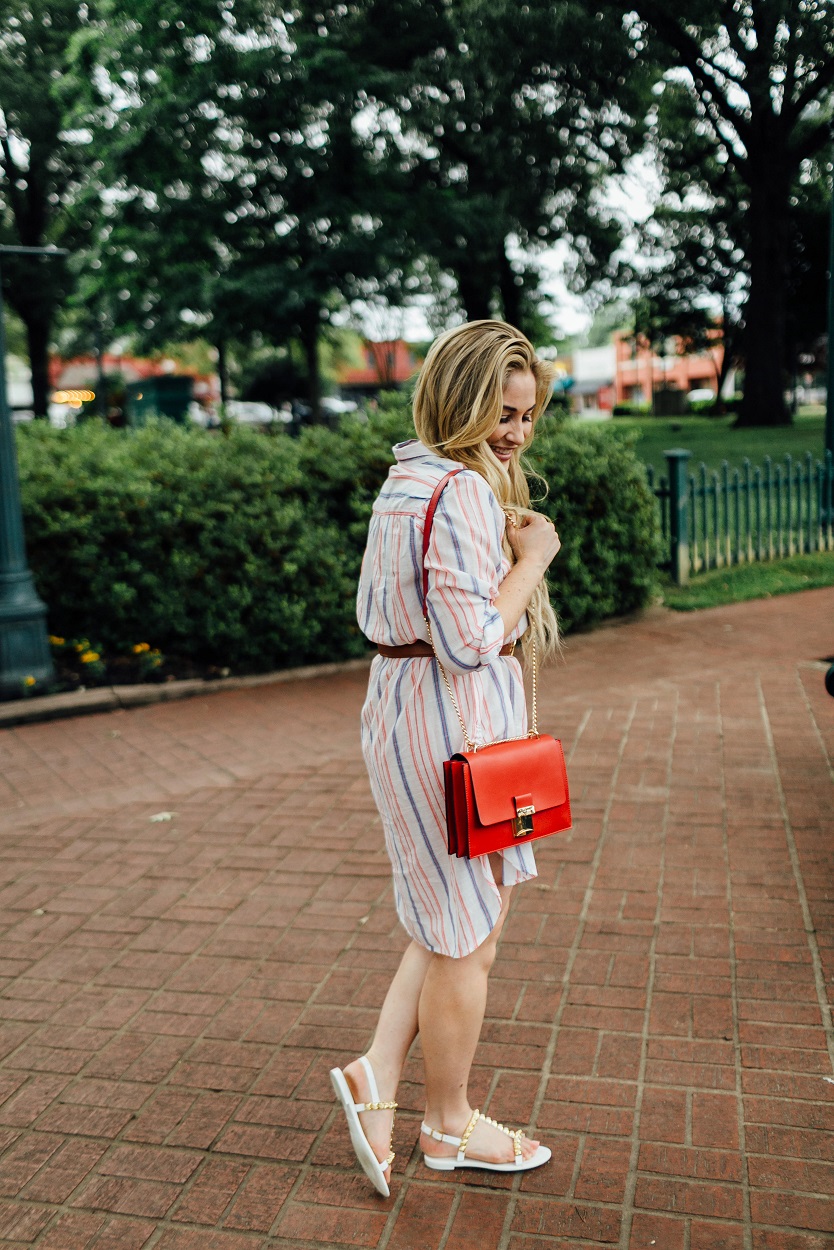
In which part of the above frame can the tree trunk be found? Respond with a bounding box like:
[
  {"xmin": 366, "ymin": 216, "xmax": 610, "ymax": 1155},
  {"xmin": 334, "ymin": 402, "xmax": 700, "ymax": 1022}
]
[
  {"xmin": 736, "ymin": 158, "xmax": 791, "ymax": 427},
  {"xmin": 499, "ymin": 249, "xmax": 523, "ymax": 331},
  {"xmin": 712, "ymin": 319, "xmax": 734, "ymax": 413},
  {"xmin": 456, "ymin": 265, "xmax": 494, "ymax": 322},
  {"xmin": 24, "ymin": 314, "xmax": 51, "ymax": 419},
  {"xmin": 216, "ymin": 338, "xmax": 229, "ymax": 405},
  {"xmin": 95, "ymin": 319, "xmax": 107, "ymax": 419},
  {"xmin": 299, "ymin": 306, "xmax": 321, "ymax": 422}
]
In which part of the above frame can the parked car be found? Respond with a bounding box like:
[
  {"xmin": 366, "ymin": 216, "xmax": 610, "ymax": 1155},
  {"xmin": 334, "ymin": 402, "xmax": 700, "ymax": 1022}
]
[
  {"xmin": 321, "ymin": 396, "xmax": 358, "ymax": 414},
  {"xmin": 190, "ymin": 400, "xmax": 279, "ymax": 427},
  {"xmin": 225, "ymin": 400, "xmax": 279, "ymax": 425},
  {"xmin": 686, "ymin": 388, "xmax": 716, "ymax": 405}
]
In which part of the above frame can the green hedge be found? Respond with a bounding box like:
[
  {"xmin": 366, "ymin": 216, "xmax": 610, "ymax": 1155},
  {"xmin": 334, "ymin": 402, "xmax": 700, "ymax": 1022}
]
[
  {"xmin": 529, "ymin": 421, "xmax": 660, "ymax": 631},
  {"xmin": 16, "ymin": 404, "xmax": 659, "ymax": 671}
]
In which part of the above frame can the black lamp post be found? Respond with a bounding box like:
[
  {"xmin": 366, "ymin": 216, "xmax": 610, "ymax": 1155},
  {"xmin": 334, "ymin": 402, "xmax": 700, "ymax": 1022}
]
[
  {"xmin": 0, "ymin": 245, "xmax": 66, "ymax": 697},
  {"xmin": 827, "ymin": 120, "xmax": 834, "ymax": 463}
]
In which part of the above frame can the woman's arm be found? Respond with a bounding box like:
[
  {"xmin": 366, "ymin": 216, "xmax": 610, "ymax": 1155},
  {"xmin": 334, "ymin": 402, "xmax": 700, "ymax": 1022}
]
[
  {"xmin": 423, "ymin": 474, "xmax": 507, "ymax": 672},
  {"xmin": 424, "ymin": 476, "xmax": 561, "ymax": 671},
  {"xmin": 494, "ymin": 514, "xmax": 561, "ymax": 639}
]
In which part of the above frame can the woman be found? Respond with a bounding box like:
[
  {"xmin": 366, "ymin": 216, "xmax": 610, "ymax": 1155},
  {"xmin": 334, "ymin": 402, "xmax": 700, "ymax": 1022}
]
[{"xmin": 330, "ymin": 320, "xmax": 562, "ymax": 1195}]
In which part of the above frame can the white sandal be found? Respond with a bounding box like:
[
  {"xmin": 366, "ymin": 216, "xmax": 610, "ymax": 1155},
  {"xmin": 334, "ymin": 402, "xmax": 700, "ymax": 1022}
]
[
  {"xmin": 330, "ymin": 1056, "xmax": 398, "ymax": 1197},
  {"xmin": 422, "ymin": 1107, "xmax": 551, "ymax": 1173}
]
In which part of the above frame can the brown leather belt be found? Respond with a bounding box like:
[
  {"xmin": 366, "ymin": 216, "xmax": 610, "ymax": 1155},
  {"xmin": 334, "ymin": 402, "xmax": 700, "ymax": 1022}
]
[{"xmin": 377, "ymin": 641, "xmax": 517, "ymax": 658}]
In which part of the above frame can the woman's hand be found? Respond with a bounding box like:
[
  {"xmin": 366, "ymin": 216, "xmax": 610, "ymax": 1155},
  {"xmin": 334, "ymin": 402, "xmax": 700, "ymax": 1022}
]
[{"xmin": 506, "ymin": 513, "xmax": 561, "ymax": 574}]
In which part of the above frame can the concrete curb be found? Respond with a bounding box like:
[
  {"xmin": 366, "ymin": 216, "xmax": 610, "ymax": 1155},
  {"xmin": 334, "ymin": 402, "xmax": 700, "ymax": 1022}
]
[{"xmin": 0, "ymin": 656, "xmax": 374, "ymax": 729}]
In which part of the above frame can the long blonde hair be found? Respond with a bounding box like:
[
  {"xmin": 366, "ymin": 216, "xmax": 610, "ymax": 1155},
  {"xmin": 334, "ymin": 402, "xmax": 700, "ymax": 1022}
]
[{"xmin": 413, "ymin": 319, "xmax": 560, "ymax": 663}]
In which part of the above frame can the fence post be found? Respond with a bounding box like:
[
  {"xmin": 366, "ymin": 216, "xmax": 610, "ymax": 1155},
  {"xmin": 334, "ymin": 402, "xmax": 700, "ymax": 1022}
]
[{"xmin": 665, "ymin": 448, "xmax": 692, "ymax": 585}]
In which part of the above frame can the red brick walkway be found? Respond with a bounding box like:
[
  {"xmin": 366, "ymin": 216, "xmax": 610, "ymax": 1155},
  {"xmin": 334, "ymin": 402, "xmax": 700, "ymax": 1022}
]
[{"xmin": 1, "ymin": 589, "xmax": 833, "ymax": 1250}]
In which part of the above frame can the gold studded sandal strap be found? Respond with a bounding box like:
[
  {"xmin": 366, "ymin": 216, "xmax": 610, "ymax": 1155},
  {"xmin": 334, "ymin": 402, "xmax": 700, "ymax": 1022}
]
[
  {"xmin": 360, "ymin": 1099, "xmax": 398, "ymax": 1112},
  {"xmin": 480, "ymin": 1112, "xmax": 525, "ymax": 1163},
  {"xmin": 457, "ymin": 1108, "xmax": 480, "ymax": 1160}
]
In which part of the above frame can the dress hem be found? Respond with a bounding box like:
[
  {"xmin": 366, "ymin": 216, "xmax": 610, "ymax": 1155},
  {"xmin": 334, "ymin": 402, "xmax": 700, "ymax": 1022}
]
[{"xmin": 392, "ymin": 861, "xmax": 538, "ymax": 959}]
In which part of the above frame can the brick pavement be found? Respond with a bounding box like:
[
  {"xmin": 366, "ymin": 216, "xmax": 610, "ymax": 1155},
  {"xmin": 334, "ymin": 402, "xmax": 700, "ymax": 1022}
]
[{"xmin": 0, "ymin": 587, "xmax": 833, "ymax": 1250}]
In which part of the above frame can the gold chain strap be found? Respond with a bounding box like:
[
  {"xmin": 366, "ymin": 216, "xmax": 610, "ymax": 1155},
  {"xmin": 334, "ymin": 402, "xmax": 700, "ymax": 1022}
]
[
  {"xmin": 424, "ymin": 617, "xmax": 537, "ymax": 751},
  {"xmin": 424, "ymin": 617, "xmax": 478, "ymax": 751}
]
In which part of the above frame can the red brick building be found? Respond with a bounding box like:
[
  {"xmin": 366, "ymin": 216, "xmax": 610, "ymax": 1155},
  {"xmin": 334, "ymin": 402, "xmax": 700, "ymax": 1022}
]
[
  {"xmin": 50, "ymin": 353, "xmax": 218, "ymax": 406},
  {"xmin": 613, "ymin": 332, "xmax": 727, "ymax": 407},
  {"xmin": 336, "ymin": 340, "xmax": 423, "ymax": 397}
]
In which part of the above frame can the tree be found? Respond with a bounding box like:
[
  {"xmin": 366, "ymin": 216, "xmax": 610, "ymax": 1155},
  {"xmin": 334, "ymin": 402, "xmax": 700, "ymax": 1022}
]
[
  {"xmin": 69, "ymin": 0, "xmax": 655, "ymax": 399},
  {"xmin": 376, "ymin": 0, "xmax": 651, "ymax": 335},
  {"xmin": 0, "ymin": 1, "xmax": 94, "ymax": 416},
  {"xmin": 72, "ymin": 0, "xmax": 422, "ymax": 418},
  {"xmin": 68, "ymin": 0, "xmax": 269, "ymax": 402},
  {"xmin": 628, "ymin": 78, "xmax": 747, "ymax": 408},
  {"xmin": 786, "ymin": 156, "xmax": 830, "ymax": 370},
  {"xmin": 602, "ymin": 0, "xmax": 834, "ymax": 426}
]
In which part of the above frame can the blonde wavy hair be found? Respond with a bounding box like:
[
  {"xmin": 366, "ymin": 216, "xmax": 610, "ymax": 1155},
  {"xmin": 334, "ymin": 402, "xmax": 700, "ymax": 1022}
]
[{"xmin": 413, "ymin": 319, "xmax": 560, "ymax": 664}]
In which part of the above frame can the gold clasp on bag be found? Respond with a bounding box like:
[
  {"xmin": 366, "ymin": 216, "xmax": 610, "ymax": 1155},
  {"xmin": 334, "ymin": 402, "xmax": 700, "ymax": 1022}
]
[{"xmin": 514, "ymin": 804, "xmax": 535, "ymax": 837}]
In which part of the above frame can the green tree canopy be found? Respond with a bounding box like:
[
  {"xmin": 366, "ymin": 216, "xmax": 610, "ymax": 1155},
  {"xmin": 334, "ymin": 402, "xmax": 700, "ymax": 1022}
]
[
  {"xmin": 69, "ymin": 0, "xmax": 654, "ymax": 403},
  {"xmin": 601, "ymin": 0, "xmax": 834, "ymax": 426},
  {"xmin": 72, "ymin": 0, "xmax": 424, "ymax": 415},
  {"xmin": 373, "ymin": 0, "xmax": 651, "ymax": 333},
  {"xmin": 0, "ymin": 1, "xmax": 95, "ymax": 415}
]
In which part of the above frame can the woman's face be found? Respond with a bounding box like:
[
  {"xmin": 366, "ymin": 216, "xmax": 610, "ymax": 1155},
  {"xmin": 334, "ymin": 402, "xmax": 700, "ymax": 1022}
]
[{"xmin": 487, "ymin": 369, "xmax": 537, "ymax": 470}]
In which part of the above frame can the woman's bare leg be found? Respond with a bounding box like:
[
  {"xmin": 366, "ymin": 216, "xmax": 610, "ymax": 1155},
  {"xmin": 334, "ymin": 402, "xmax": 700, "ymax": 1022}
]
[
  {"xmin": 341, "ymin": 856, "xmax": 505, "ymax": 1151},
  {"xmin": 340, "ymin": 856, "xmax": 539, "ymax": 1178},
  {"xmin": 419, "ymin": 880, "xmax": 540, "ymax": 1163},
  {"xmin": 341, "ymin": 940, "xmax": 432, "ymax": 1183}
]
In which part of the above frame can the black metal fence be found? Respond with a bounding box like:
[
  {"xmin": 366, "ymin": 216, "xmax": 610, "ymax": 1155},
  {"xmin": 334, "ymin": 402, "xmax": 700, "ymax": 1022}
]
[{"xmin": 648, "ymin": 449, "xmax": 834, "ymax": 584}]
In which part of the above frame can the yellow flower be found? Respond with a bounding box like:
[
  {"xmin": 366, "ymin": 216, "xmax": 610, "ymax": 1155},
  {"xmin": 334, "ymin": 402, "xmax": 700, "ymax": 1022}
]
[
  {"xmin": 23, "ymin": 675, "xmax": 36, "ymax": 687},
  {"xmin": 48, "ymin": 635, "xmax": 65, "ymax": 646},
  {"xmin": 80, "ymin": 651, "xmax": 100, "ymax": 663},
  {"xmin": 132, "ymin": 642, "xmax": 151, "ymax": 653}
]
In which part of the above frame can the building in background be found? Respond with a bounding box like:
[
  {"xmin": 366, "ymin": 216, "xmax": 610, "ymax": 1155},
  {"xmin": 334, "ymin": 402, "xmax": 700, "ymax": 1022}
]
[
  {"xmin": 570, "ymin": 343, "xmax": 617, "ymax": 416},
  {"xmin": 567, "ymin": 333, "xmax": 736, "ymax": 417},
  {"xmin": 336, "ymin": 340, "xmax": 423, "ymax": 401},
  {"xmin": 42, "ymin": 353, "xmax": 218, "ymax": 426},
  {"xmin": 613, "ymin": 333, "xmax": 734, "ymax": 411}
]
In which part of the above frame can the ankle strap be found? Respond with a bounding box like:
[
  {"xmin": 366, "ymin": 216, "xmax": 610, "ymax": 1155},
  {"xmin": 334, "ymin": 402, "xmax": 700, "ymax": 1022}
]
[
  {"xmin": 359, "ymin": 1056, "xmax": 380, "ymax": 1105},
  {"xmin": 354, "ymin": 1056, "xmax": 397, "ymax": 1114},
  {"xmin": 423, "ymin": 1109, "xmax": 482, "ymax": 1162},
  {"xmin": 421, "ymin": 1121, "xmax": 462, "ymax": 1147}
]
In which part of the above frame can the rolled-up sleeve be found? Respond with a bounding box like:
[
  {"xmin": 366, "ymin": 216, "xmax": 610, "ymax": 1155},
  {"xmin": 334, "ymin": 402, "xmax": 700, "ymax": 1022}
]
[{"xmin": 423, "ymin": 471, "xmax": 506, "ymax": 674}]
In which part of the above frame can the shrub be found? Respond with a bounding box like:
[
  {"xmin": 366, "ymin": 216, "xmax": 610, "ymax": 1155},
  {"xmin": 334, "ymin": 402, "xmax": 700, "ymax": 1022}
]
[
  {"xmin": 17, "ymin": 420, "xmax": 360, "ymax": 670},
  {"xmin": 527, "ymin": 421, "xmax": 660, "ymax": 632},
  {"xmin": 16, "ymin": 403, "xmax": 659, "ymax": 673},
  {"xmin": 613, "ymin": 402, "xmax": 652, "ymax": 417}
]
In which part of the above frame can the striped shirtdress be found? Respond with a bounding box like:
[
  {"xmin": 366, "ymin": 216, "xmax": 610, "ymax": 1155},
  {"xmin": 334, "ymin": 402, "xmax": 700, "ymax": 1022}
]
[{"xmin": 357, "ymin": 439, "xmax": 537, "ymax": 958}]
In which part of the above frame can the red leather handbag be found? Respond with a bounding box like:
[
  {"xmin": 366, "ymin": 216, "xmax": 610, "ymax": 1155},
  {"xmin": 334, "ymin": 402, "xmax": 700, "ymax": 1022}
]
[{"xmin": 422, "ymin": 470, "xmax": 572, "ymax": 859}]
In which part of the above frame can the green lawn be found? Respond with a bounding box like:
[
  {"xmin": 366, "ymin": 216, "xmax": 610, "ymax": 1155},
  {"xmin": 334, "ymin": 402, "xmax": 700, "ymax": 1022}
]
[
  {"xmin": 611, "ymin": 408, "xmax": 827, "ymax": 476},
  {"xmin": 660, "ymin": 550, "xmax": 834, "ymax": 611},
  {"xmin": 606, "ymin": 407, "xmax": 834, "ymax": 612}
]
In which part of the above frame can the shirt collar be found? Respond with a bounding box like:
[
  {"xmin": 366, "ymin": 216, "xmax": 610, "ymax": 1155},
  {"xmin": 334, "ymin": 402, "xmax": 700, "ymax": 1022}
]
[{"xmin": 393, "ymin": 439, "xmax": 462, "ymax": 468}]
